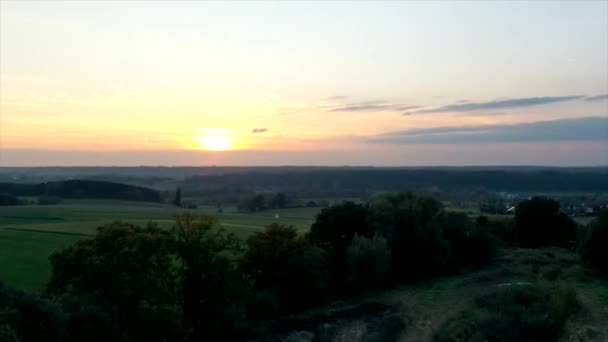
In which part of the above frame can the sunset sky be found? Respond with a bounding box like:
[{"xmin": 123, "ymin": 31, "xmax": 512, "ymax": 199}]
[{"xmin": 1, "ymin": 1, "xmax": 607, "ymax": 166}]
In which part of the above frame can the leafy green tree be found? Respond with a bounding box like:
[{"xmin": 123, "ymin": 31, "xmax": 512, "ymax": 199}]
[
  {"xmin": 309, "ymin": 202, "xmax": 375, "ymax": 287},
  {"xmin": 370, "ymin": 193, "xmax": 444, "ymax": 280},
  {"xmin": 241, "ymin": 223, "xmax": 329, "ymax": 316},
  {"xmin": 171, "ymin": 213, "xmax": 249, "ymax": 340},
  {"xmin": 579, "ymin": 211, "xmax": 608, "ymax": 276},
  {"xmin": 0, "ymin": 282, "xmax": 66, "ymax": 342},
  {"xmin": 514, "ymin": 197, "xmax": 577, "ymax": 248},
  {"xmin": 46, "ymin": 222, "xmax": 181, "ymax": 342},
  {"xmin": 432, "ymin": 212, "xmax": 496, "ymax": 269}
]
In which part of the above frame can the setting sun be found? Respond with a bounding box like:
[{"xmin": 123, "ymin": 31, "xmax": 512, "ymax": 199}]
[{"xmin": 196, "ymin": 129, "xmax": 236, "ymax": 151}]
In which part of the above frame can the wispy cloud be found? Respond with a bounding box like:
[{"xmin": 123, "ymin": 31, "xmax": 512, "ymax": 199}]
[
  {"xmin": 319, "ymin": 97, "xmax": 422, "ymax": 112},
  {"xmin": 370, "ymin": 116, "xmax": 608, "ymax": 144},
  {"xmin": 327, "ymin": 101, "xmax": 420, "ymax": 113},
  {"xmin": 279, "ymin": 94, "xmax": 587, "ymax": 117},
  {"xmin": 325, "ymin": 95, "xmax": 350, "ymax": 101},
  {"xmin": 417, "ymin": 96, "xmax": 582, "ymax": 113},
  {"xmin": 252, "ymin": 128, "xmax": 269, "ymax": 133},
  {"xmin": 586, "ymin": 94, "xmax": 608, "ymax": 102}
]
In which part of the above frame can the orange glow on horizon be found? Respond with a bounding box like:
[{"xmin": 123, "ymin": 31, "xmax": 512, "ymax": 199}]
[{"xmin": 195, "ymin": 128, "xmax": 239, "ymax": 151}]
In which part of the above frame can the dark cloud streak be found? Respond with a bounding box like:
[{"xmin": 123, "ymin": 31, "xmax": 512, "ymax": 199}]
[
  {"xmin": 417, "ymin": 96, "xmax": 582, "ymax": 113},
  {"xmin": 586, "ymin": 94, "xmax": 608, "ymax": 102},
  {"xmin": 370, "ymin": 116, "xmax": 608, "ymax": 144}
]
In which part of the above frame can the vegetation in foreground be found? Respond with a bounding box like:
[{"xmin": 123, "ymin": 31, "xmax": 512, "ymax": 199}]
[{"xmin": 0, "ymin": 194, "xmax": 606, "ymax": 341}]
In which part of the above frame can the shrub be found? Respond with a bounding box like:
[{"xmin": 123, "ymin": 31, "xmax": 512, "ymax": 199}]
[
  {"xmin": 477, "ymin": 215, "xmax": 517, "ymax": 247},
  {"xmin": 346, "ymin": 234, "xmax": 391, "ymax": 293},
  {"xmin": 434, "ymin": 282, "xmax": 577, "ymax": 342},
  {"xmin": 579, "ymin": 211, "xmax": 608, "ymax": 276}
]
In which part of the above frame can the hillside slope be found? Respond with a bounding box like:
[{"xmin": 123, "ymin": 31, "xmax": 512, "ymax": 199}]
[{"xmin": 260, "ymin": 247, "xmax": 608, "ymax": 341}]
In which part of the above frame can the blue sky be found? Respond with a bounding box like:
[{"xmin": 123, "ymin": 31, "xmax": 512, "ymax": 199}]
[{"xmin": 1, "ymin": 1, "xmax": 607, "ymax": 166}]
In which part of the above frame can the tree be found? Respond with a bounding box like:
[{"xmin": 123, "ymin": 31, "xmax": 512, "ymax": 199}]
[
  {"xmin": 46, "ymin": 222, "xmax": 181, "ymax": 342},
  {"xmin": 269, "ymin": 192, "xmax": 288, "ymax": 209},
  {"xmin": 173, "ymin": 187, "xmax": 182, "ymax": 207},
  {"xmin": 238, "ymin": 194, "xmax": 266, "ymax": 212},
  {"xmin": 433, "ymin": 212, "xmax": 496, "ymax": 269},
  {"xmin": 370, "ymin": 193, "xmax": 444, "ymax": 280},
  {"xmin": 309, "ymin": 202, "xmax": 375, "ymax": 287},
  {"xmin": 514, "ymin": 197, "xmax": 577, "ymax": 248},
  {"xmin": 0, "ymin": 282, "xmax": 66, "ymax": 342},
  {"xmin": 241, "ymin": 223, "xmax": 329, "ymax": 316},
  {"xmin": 579, "ymin": 211, "xmax": 608, "ymax": 276},
  {"xmin": 171, "ymin": 213, "xmax": 248, "ymax": 340}
]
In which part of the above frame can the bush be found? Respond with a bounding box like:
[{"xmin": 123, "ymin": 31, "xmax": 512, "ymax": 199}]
[
  {"xmin": 346, "ymin": 235, "xmax": 391, "ymax": 293},
  {"xmin": 514, "ymin": 197, "xmax": 578, "ymax": 248},
  {"xmin": 477, "ymin": 215, "xmax": 517, "ymax": 247},
  {"xmin": 579, "ymin": 211, "xmax": 608, "ymax": 276},
  {"xmin": 434, "ymin": 283, "xmax": 577, "ymax": 342}
]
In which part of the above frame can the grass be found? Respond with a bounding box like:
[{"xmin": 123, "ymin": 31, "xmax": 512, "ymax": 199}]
[
  {"xmin": 0, "ymin": 229, "xmax": 81, "ymax": 289},
  {"xmin": 0, "ymin": 200, "xmax": 322, "ymax": 290}
]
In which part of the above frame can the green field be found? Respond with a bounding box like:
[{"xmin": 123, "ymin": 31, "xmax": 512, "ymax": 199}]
[{"xmin": 0, "ymin": 200, "xmax": 322, "ymax": 289}]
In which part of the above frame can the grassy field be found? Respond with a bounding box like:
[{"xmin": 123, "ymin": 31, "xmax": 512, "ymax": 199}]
[{"xmin": 0, "ymin": 200, "xmax": 322, "ymax": 289}]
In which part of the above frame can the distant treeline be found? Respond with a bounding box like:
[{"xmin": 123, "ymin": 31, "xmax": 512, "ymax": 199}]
[
  {"xmin": 0, "ymin": 180, "xmax": 161, "ymax": 202},
  {"xmin": 180, "ymin": 169, "xmax": 608, "ymax": 198}
]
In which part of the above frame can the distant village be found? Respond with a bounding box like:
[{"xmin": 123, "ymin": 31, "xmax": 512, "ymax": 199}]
[{"xmin": 479, "ymin": 192, "xmax": 608, "ymax": 217}]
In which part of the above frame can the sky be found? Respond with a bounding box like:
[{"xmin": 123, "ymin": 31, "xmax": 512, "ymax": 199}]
[{"xmin": 0, "ymin": 1, "xmax": 607, "ymax": 166}]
